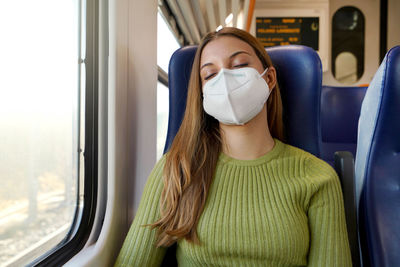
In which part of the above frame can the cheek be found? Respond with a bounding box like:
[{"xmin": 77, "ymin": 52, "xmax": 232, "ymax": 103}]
[
  {"xmin": 251, "ymin": 58, "xmax": 265, "ymax": 75},
  {"xmin": 256, "ymin": 62, "xmax": 266, "ymax": 74},
  {"xmin": 200, "ymin": 80, "xmax": 205, "ymax": 93},
  {"xmin": 200, "ymin": 79, "xmax": 205, "ymax": 89}
]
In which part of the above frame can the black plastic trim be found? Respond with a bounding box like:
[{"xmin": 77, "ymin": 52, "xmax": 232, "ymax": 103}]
[{"xmin": 334, "ymin": 151, "xmax": 360, "ymax": 267}]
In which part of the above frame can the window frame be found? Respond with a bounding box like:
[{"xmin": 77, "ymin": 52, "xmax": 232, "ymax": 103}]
[
  {"xmin": 28, "ymin": 0, "xmax": 99, "ymax": 266},
  {"xmin": 158, "ymin": 66, "xmax": 168, "ymax": 87}
]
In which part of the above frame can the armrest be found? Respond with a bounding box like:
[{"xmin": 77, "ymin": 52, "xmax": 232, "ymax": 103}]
[{"xmin": 334, "ymin": 151, "xmax": 360, "ymax": 267}]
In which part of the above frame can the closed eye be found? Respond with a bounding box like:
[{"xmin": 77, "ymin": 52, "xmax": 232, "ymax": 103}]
[
  {"xmin": 233, "ymin": 63, "xmax": 248, "ymax": 68},
  {"xmin": 204, "ymin": 73, "xmax": 216, "ymax": 80}
]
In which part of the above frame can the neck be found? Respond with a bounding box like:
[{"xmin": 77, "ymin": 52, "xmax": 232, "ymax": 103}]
[{"xmin": 220, "ymin": 105, "xmax": 275, "ymax": 160}]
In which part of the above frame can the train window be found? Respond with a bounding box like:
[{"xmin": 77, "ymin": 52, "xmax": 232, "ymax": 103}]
[
  {"xmin": 157, "ymin": 12, "xmax": 180, "ymax": 159},
  {"xmin": 335, "ymin": 52, "xmax": 358, "ymax": 83},
  {"xmin": 157, "ymin": 12, "xmax": 180, "ymax": 73},
  {"xmin": 332, "ymin": 6, "xmax": 365, "ymax": 84},
  {"xmin": 0, "ymin": 0, "xmax": 97, "ymax": 266}
]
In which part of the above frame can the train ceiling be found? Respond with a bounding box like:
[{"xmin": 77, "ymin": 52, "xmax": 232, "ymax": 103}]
[{"xmin": 158, "ymin": 0, "xmax": 255, "ymax": 45}]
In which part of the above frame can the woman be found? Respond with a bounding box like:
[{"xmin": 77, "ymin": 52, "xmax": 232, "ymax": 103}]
[{"xmin": 115, "ymin": 27, "xmax": 352, "ymax": 266}]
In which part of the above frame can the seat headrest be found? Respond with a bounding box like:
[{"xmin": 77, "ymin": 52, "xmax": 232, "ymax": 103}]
[
  {"xmin": 267, "ymin": 45, "xmax": 322, "ymax": 156},
  {"xmin": 164, "ymin": 46, "xmax": 197, "ymax": 154}
]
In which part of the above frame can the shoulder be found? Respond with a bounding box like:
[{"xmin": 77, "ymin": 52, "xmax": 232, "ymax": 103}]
[
  {"xmin": 150, "ymin": 154, "xmax": 167, "ymax": 177},
  {"xmin": 277, "ymin": 141, "xmax": 338, "ymax": 187},
  {"xmin": 277, "ymin": 140, "xmax": 312, "ymax": 159},
  {"xmin": 305, "ymin": 154, "xmax": 338, "ymax": 185},
  {"xmin": 273, "ymin": 140, "xmax": 315, "ymax": 168},
  {"xmin": 301, "ymin": 150, "xmax": 339, "ymax": 192}
]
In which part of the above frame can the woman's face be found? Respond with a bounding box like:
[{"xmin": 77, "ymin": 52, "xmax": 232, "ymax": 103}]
[{"xmin": 200, "ymin": 36, "xmax": 267, "ymax": 87}]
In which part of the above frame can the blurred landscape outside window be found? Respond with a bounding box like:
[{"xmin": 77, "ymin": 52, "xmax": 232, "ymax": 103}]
[{"xmin": 0, "ymin": 0, "xmax": 83, "ymax": 266}]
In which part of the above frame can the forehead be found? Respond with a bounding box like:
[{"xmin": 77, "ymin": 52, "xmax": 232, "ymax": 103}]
[{"xmin": 200, "ymin": 36, "xmax": 256, "ymax": 64}]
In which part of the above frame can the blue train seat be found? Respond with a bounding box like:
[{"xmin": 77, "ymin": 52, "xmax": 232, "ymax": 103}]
[
  {"xmin": 267, "ymin": 45, "xmax": 322, "ymax": 155},
  {"xmin": 164, "ymin": 45, "xmax": 323, "ymax": 155},
  {"xmin": 320, "ymin": 85, "xmax": 367, "ymax": 165},
  {"xmin": 355, "ymin": 46, "xmax": 400, "ymax": 266},
  {"xmin": 163, "ymin": 45, "xmax": 197, "ymax": 154},
  {"xmin": 163, "ymin": 44, "xmax": 365, "ymax": 266}
]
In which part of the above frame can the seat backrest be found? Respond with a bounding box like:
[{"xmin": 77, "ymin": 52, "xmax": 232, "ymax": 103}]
[
  {"xmin": 163, "ymin": 46, "xmax": 197, "ymax": 154},
  {"xmin": 164, "ymin": 45, "xmax": 323, "ymax": 155},
  {"xmin": 320, "ymin": 85, "xmax": 367, "ymax": 165},
  {"xmin": 267, "ymin": 45, "xmax": 322, "ymax": 155},
  {"xmin": 355, "ymin": 46, "xmax": 400, "ymax": 266}
]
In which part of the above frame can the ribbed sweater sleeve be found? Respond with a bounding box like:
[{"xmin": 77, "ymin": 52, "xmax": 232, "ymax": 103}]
[
  {"xmin": 114, "ymin": 157, "xmax": 166, "ymax": 267},
  {"xmin": 305, "ymin": 157, "xmax": 352, "ymax": 267}
]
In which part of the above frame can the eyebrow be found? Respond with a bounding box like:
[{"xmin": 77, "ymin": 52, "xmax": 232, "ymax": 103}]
[
  {"xmin": 229, "ymin": 50, "xmax": 250, "ymax": 59},
  {"xmin": 200, "ymin": 50, "xmax": 251, "ymax": 70}
]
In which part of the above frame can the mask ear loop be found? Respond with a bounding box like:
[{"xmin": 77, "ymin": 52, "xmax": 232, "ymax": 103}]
[
  {"xmin": 259, "ymin": 67, "xmax": 272, "ymax": 93},
  {"xmin": 259, "ymin": 67, "xmax": 269, "ymax": 78}
]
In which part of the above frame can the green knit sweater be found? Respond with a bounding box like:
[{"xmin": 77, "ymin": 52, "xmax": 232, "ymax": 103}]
[{"xmin": 115, "ymin": 140, "xmax": 352, "ymax": 266}]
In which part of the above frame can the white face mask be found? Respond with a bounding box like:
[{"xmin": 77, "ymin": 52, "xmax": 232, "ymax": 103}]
[{"xmin": 202, "ymin": 67, "xmax": 270, "ymax": 125}]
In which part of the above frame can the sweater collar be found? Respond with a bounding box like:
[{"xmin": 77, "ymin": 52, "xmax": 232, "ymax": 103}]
[{"xmin": 218, "ymin": 139, "xmax": 284, "ymax": 166}]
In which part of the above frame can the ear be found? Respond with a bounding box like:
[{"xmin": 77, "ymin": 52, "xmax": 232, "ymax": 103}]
[{"xmin": 265, "ymin": 66, "xmax": 277, "ymax": 90}]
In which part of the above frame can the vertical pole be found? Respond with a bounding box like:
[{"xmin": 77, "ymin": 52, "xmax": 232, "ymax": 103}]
[
  {"xmin": 245, "ymin": 0, "xmax": 255, "ymax": 32},
  {"xmin": 380, "ymin": 0, "xmax": 388, "ymax": 61}
]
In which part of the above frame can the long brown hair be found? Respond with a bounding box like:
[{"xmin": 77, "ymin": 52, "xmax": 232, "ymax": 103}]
[{"xmin": 151, "ymin": 27, "xmax": 284, "ymax": 246}]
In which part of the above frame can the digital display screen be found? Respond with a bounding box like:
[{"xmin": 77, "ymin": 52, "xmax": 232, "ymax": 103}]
[{"xmin": 255, "ymin": 17, "xmax": 319, "ymax": 50}]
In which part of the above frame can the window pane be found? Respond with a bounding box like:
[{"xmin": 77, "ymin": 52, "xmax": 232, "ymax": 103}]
[
  {"xmin": 332, "ymin": 6, "xmax": 365, "ymax": 84},
  {"xmin": 335, "ymin": 52, "xmax": 358, "ymax": 84},
  {"xmin": 0, "ymin": 0, "xmax": 81, "ymax": 265},
  {"xmin": 157, "ymin": 12, "xmax": 180, "ymax": 73},
  {"xmin": 157, "ymin": 82, "xmax": 169, "ymax": 160}
]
